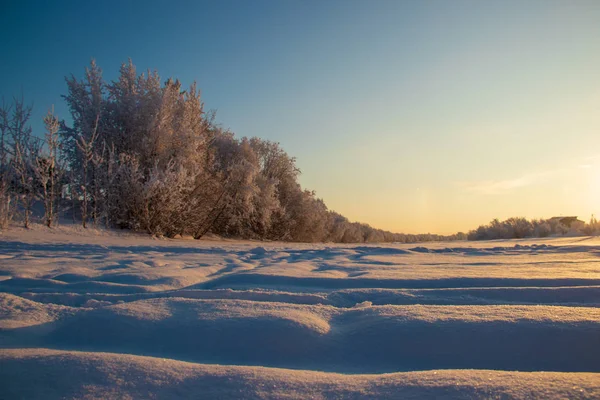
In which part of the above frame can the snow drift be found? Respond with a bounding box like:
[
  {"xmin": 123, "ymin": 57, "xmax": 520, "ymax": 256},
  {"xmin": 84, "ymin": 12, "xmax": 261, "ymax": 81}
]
[{"xmin": 1, "ymin": 229, "xmax": 600, "ymax": 398}]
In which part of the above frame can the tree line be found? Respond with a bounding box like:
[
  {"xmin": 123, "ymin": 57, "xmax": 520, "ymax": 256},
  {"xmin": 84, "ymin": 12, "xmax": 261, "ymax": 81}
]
[
  {"xmin": 467, "ymin": 216, "xmax": 600, "ymax": 240},
  {"xmin": 0, "ymin": 60, "xmax": 463, "ymax": 243}
]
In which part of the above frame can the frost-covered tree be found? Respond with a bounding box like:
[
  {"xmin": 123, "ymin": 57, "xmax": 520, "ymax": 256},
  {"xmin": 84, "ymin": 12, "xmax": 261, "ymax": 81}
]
[
  {"xmin": 203, "ymin": 134, "xmax": 260, "ymax": 238},
  {"xmin": 466, "ymin": 216, "xmax": 577, "ymax": 240},
  {"xmin": 4, "ymin": 97, "xmax": 40, "ymax": 228},
  {"xmin": 55, "ymin": 59, "xmax": 461, "ymax": 243},
  {"xmin": 61, "ymin": 60, "xmax": 218, "ymax": 236},
  {"xmin": 62, "ymin": 60, "xmax": 104, "ymax": 228}
]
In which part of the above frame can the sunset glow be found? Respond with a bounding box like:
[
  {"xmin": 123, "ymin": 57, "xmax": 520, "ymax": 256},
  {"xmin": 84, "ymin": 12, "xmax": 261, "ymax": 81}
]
[{"xmin": 2, "ymin": 0, "xmax": 599, "ymax": 234}]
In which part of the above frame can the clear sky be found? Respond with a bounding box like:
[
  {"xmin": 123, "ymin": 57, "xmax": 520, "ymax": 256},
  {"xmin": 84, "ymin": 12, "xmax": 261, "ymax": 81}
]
[{"xmin": 2, "ymin": 0, "xmax": 600, "ymax": 234}]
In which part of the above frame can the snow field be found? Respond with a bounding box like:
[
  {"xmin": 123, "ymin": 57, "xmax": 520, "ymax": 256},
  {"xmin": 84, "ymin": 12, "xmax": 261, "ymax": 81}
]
[{"xmin": 1, "ymin": 228, "xmax": 600, "ymax": 398}]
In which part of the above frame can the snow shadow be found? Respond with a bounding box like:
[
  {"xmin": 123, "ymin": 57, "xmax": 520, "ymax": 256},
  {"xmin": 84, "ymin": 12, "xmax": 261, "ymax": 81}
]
[
  {"xmin": 2, "ymin": 298, "xmax": 599, "ymax": 374},
  {"xmin": 198, "ymin": 273, "xmax": 600, "ymax": 291}
]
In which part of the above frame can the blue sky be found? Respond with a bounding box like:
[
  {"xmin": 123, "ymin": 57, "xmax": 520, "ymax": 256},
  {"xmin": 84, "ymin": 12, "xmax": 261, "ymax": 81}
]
[{"xmin": 2, "ymin": 0, "xmax": 600, "ymax": 233}]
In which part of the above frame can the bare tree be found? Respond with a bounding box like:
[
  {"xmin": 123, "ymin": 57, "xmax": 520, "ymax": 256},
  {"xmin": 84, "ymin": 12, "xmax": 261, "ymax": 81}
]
[
  {"xmin": 90, "ymin": 141, "xmax": 105, "ymax": 226},
  {"xmin": 76, "ymin": 113, "xmax": 99, "ymax": 228},
  {"xmin": 0, "ymin": 100, "xmax": 13, "ymax": 228},
  {"xmin": 34, "ymin": 107, "xmax": 63, "ymax": 227}
]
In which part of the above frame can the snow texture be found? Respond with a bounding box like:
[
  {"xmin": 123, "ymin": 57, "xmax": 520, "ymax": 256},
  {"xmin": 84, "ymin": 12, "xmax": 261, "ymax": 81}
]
[{"xmin": 1, "ymin": 226, "xmax": 600, "ymax": 398}]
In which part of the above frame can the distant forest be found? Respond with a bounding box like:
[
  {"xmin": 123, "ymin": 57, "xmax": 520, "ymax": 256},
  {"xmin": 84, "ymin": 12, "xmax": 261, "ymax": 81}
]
[
  {"xmin": 0, "ymin": 60, "xmax": 463, "ymax": 243},
  {"xmin": 467, "ymin": 216, "xmax": 600, "ymax": 240}
]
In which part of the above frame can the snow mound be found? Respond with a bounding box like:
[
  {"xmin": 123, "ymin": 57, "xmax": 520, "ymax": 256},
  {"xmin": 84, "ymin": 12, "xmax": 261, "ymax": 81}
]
[
  {"xmin": 1, "ymin": 349, "xmax": 599, "ymax": 400},
  {"xmin": 0, "ymin": 293, "xmax": 73, "ymax": 329},
  {"xmin": 250, "ymin": 246, "xmax": 268, "ymax": 255},
  {"xmin": 2, "ymin": 296, "xmax": 599, "ymax": 372}
]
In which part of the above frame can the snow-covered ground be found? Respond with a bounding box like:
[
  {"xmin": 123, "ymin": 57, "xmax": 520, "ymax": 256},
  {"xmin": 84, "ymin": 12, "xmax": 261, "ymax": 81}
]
[{"xmin": 1, "ymin": 226, "xmax": 600, "ymax": 399}]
